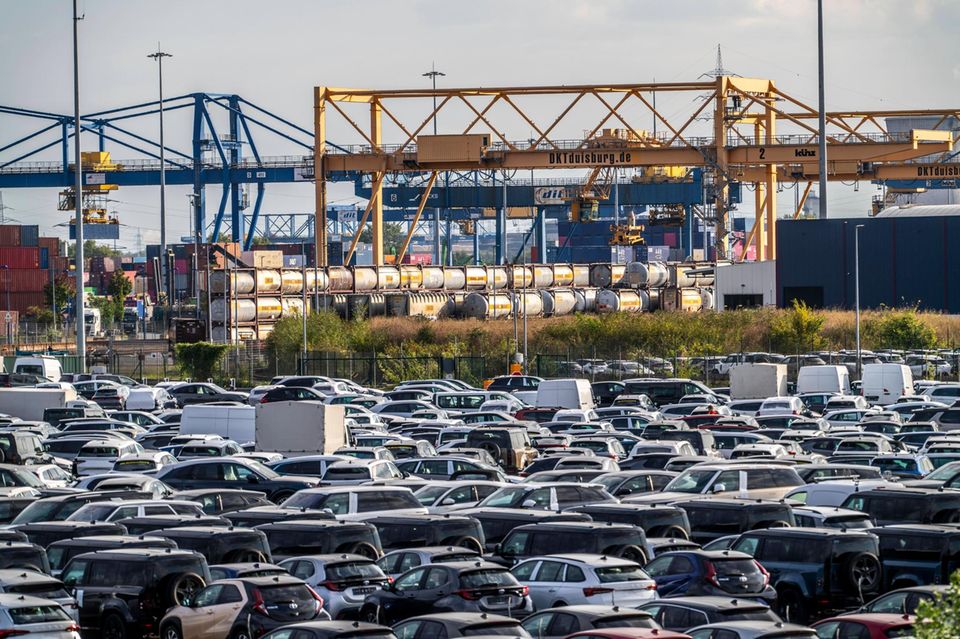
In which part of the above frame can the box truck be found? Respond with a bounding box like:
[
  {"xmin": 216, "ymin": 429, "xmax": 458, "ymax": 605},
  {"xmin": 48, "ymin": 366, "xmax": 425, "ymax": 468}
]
[
  {"xmin": 730, "ymin": 364, "xmax": 788, "ymax": 400},
  {"xmin": 180, "ymin": 404, "xmax": 256, "ymax": 444},
  {"xmin": 255, "ymin": 401, "xmax": 346, "ymax": 457},
  {"xmin": 0, "ymin": 388, "xmax": 78, "ymax": 421}
]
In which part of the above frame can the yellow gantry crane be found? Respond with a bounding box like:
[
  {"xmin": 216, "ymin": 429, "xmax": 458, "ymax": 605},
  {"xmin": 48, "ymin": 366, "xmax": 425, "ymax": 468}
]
[{"xmin": 313, "ymin": 77, "xmax": 957, "ymax": 266}]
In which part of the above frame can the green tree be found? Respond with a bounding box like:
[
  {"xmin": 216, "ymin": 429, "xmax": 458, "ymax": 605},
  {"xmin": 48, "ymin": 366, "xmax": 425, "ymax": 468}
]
[
  {"xmin": 769, "ymin": 300, "xmax": 826, "ymax": 353},
  {"xmin": 207, "ymin": 232, "xmax": 232, "ymax": 243},
  {"xmin": 175, "ymin": 342, "xmax": 231, "ymax": 381},
  {"xmin": 44, "ymin": 274, "xmax": 75, "ymax": 315},
  {"xmin": 67, "ymin": 240, "xmax": 122, "ymax": 259},
  {"xmin": 87, "ymin": 296, "xmax": 116, "ymax": 328},
  {"xmin": 864, "ymin": 307, "xmax": 939, "ymax": 350},
  {"xmin": 358, "ymin": 223, "xmax": 405, "ymax": 254},
  {"xmin": 916, "ymin": 569, "xmax": 960, "ymax": 639},
  {"xmin": 107, "ymin": 270, "xmax": 132, "ymax": 320}
]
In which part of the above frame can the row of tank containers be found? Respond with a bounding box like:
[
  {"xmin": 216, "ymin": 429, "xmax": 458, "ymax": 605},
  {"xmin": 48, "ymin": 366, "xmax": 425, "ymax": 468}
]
[{"xmin": 208, "ymin": 262, "xmax": 715, "ymax": 341}]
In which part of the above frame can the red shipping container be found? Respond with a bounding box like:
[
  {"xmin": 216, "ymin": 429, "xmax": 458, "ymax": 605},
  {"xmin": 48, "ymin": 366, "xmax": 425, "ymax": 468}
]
[
  {"xmin": 0, "ymin": 269, "xmax": 49, "ymax": 293},
  {"xmin": 6, "ymin": 292, "xmax": 45, "ymax": 314},
  {"xmin": 663, "ymin": 232, "xmax": 678, "ymax": 247},
  {"xmin": 0, "ymin": 247, "xmax": 39, "ymax": 269},
  {"xmin": 174, "ymin": 259, "xmax": 189, "ymax": 274},
  {"xmin": 0, "ymin": 226, "xmax": 21, "ymax": 247}
]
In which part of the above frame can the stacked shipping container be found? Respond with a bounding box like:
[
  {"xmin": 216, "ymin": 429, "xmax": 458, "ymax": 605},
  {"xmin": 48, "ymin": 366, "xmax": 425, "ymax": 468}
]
[{"xmin": 0, "ymin": 225, "xmax": 61, "ymax": 314}]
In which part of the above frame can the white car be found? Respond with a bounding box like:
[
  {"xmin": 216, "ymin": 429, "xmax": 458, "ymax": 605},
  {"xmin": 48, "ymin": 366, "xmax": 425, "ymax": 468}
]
[
  {"xmin": 247, "ymin": 385, "xmax": 277, "ymax": 405},
  {"xmin": 320, "ymin": 459, "xmax": 405, "ymax": 485},
  {"xmin": 125, "ymin": 387, "xmax": 175, "ymax": 411},
  {"xmin": 784, "ymin": 479, "xmax": 903, "ymax": 506},
  {"xmin": 824, "ymin": 395, "xmax": 870, "ymax": 411},
  {"xmin": 479, "ymin": 399, "xmax": 526, "ymax": 414},
  {"xmin": 729, "ymin": 443, "xmax": 790, "ymax": 460},
  {"xmin": 553, "ymin": 408, "xmax": 600, "ymax": 422},
  {"xmin": 67, "ymin": 499, "xmax": 203, "ymax": 522},
  {"xmin": 757, "ymin": 397, "xmax": 806, "ymax": 416},
  {"xmin": 511, "ymin": 554, "xmax": 657, "ymax": 610},
  {"xmin": 927, "ymin": 385, "xmax": 960, "ymax": 402},
  {"xmin": 25, "ymin": 464, "xmax": 73, "ymax": 488},
  {"xmin": 280, "ymin": 485, "xmax": 429, "ymax": 519},
  {"xmin": 112, "ymin": 451, "xmax": 179, "ymax": 474},
  {"xmin": 73, "ymin": 440, "xmax": 145, "ymax": 476},
  {"xmin": 0, "ymin": 593, "xmax": 80, "ymax": 639}
]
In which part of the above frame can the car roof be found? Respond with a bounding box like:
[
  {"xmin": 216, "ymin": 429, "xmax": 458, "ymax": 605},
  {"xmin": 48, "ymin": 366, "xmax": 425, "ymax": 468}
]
[
  {"xmin": 515, "ymin": 521, "xmax": 637, "ymax": 532},
  {"xmin": 643, "ymin": 596, "xmax": 771, "ymax": 611},
  {"xmin": 0, "ymin": 569, "xmax": 59, "ymax": 584},
  {"xmin": 523, "ymin": 553, "xmax": 641, "ymax": 566},
  {"xmin": 743, "ymin": 527, "xmax": 874, "ymax": 538},
  {"xmin": 0, "ymin": 592, "xmax": 65, "ymax": 608},
  {"xmin": 79, "ymin": 548, "xmax": 199, "ymax": 559},
  {"xmin": 403, "ymin": 611, "xmax": 519, "ymax": 623}
]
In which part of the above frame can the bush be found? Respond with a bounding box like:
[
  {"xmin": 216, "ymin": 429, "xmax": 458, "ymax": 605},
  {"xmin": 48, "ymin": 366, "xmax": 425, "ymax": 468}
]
[
  {"xmin": 769, "ymin": 300, "xmax": 826, "ymax": 354},
  {"xmin": 916, "ymin": 569, "xmax": 960, "ymax": 639},
  {"xmin": 863, "ymin": 307, "xmax": 939, "ymax": 350},
  {"xmin": 175, "ymin": 342, "xmax": 231, "ymax": 381}
]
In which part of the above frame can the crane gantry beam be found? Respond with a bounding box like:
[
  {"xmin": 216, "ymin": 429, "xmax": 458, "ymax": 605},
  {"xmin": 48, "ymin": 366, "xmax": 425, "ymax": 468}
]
[{"xmin": 314, "ymin": 76, "xmax": 955, "ymax": 266}]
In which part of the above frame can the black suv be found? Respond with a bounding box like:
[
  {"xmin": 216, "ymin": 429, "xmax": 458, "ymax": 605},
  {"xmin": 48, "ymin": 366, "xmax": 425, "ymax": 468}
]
[
  {"xmin": 731, "ymin": 528, "xmax": 882, "ymax": 623},
  {"xmin": 0, "ymin": 541, "xmax": 50, "ymax": 573},
  {"xmin": 673, "ymin": 499, "xmax": 796, "ymax": 544},
  {"xmin": 0, "ymin": 431, "xmax": 48, "ymax": 465},
  {"xmin": 9, "ymin": 491, "xmax": 151, "ymax": 525},
  {"xmin": 173, "ymin": 488, "xmax": 271, "ymax": 515},
  {"xmin": 457, "ymin": 509, "xmax": 591, "ymax": 551},
  {"xmin": 13, "ymin": 520, "xmax": 127, "ymax": 549},
  {"xmin": 842, "ymin": 488, "xmax": 960, "ymax": 526},
  {"xmin": 62, "ymin": 548, "xmax": 210, "ymax": 638},
  {"xmin": 365, "ymin": 515, "xmax": 485, "ymax": 554},
  {"xmin": 871, "ymin": 524, "xmax": 960, "ymax": 591},
  {"xmin": 567, "ymin": 503, "xmax": 692, "ymax": 539},
  {"xmin": 155, "ymin": 526, "xmax": 274, "ymax": 564},
  {"xmin": 46, "ymin": 534, "xmax": 177, "ymax": 577},
  {"xmin": 117, "ymin": 514, "xmax": 231, "ymax": 536},
  {"xmin": 494, "ymin": 521, "xmax": 651, "ymax": 565},
  {"xmin": 156, "ymin": 458, "xmax": 320, "ymax": 503},
  {"xmin": 255, "ymin": 519, "xmax": 383, "ymax": 560},
  {"xmin": 223, "ymin": 506, "xmax": 334, "ymax": 528}
]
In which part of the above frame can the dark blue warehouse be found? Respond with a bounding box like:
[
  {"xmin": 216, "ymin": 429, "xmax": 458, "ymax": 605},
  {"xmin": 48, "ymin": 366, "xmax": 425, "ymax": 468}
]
[{"xmin": 775, "ymin": 214, "xmax": 960, "ymax": 313}]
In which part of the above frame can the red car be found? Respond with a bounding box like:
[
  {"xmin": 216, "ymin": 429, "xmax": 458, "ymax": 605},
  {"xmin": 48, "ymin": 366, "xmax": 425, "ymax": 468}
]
[
  {"xmin": 812, "ymin": 613, "xmax": 914, "ymax": 639},
  {"xmin": 565, "ymin": 628, "xmax": 692, "ymax": 639}
]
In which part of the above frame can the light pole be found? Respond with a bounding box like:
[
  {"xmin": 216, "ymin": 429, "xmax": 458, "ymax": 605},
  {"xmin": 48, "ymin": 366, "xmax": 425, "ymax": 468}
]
[
  {"xmin": 855, "ymin": 224, "xmax": 864, "ymax": 378},
  {"xmin": 72, "ymin": 0, "xmax": 86, "ymax": 371},
  {"xmin": 816, "ymin": 0, "xmax": 828, "ymax": 219},
  {"xmin": 423, "ymin": 64, "xmax": 445, "ymax": 265},
  {"xmin": 148, "ymin": 45, "xmax": 172, "ymax": 307},
  {"xmin": 1, "ymin": 266, "xmax": 9, "ymax": 346}
]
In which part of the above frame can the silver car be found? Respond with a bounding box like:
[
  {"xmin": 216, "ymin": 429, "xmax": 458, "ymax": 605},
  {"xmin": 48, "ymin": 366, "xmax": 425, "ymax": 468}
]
[
  {"xmin": 0, "ymin": 593, "xmax": 79, "ymax": 638},
  {"xmin": 510, "ymin": 554, "xmax": 658, "ymax": 610},
  {"xmin": 0, "ymin": 570, "xmax": 78, "ymax": 622},
  {"xmin": 279, "ymin": 554, "xmax": 390, "ymax": 619}
]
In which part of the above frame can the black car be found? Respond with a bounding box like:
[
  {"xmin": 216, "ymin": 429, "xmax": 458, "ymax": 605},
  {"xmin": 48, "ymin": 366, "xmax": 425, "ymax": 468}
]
[
  {"xmin": 62, "ymin": 548, "xmax": 210, "ymax": 639},
  {"xmin": 731, "ymin": 527, "xmax": 882, "ymax": 623},
  {"xmin": 642, "ymin": 550, "xmax": 776, "ymax": 602},
  {"xmin": 154, "ymin": 526, "xmax": 274, "ymax": 564},
  {"xmin": 857, "ymin": 585, "xmax": 950, "ymax": 615},
  {"xmin": 457, "ymin": 508, "xmax": 591, "ymax": 551},
  {"xmin": 794, "ymin": 464, "xmax": 883, "ymax": 483},
  {"xmin": 0, "ymin": 431, "xmax": 48, "ymax": 465},
  {"xmin": 870, "ymin": 524, "xmax": 960, "ymax": 591},
  {"xmin": 672, "ymin": 499, "xmax": 796, "ymax": 545},
  {"xmin": 495, "ymin": 521, "xmax": 650, "ymax": 565},
  {"xmin": 0, "ymin": 541, "xmax": 50, "ymax": 573},
  {"xmin": 116, "ymin": 514, "xmax": 232, "ymax": 536},
  {"xmin": 156, "ymin": 457, "xmax": 320, "ymax": 503},
  {"xmin": 592, "ymin": 381, "xmax": 626, "ymax": 407},
  {"xmin": 842, "ymin": 487, "xmax": 960, "ymax": 526},
  {"xmin": 0, "ymin": 496, "xmax": 40, "ymax": 525},
  {"xmin": 567, "ymin": 503, "xmax": 692, "ymax": 539},
  {"xmin": 359, "ymin": 560, "xmax": 530, "ymax": 623},
  {"xmin": 256, "ymin": 519, "xmax": 383, "ymax": 561},
  {"xmin": 591, "ymin": 471, "xmax": 678, "ymax": 498},
  {"xmin": 173, "ymin": 488, "xmax": 272, "ymax": 515},
  {"xmin": 12, "ymin": 520, "xmax": 127, "ymax": 549},
  {"xmin": 45, "ymin": 534, "xmax": 178, "ymax": 577},
  {"xmin": 166, "ymin": 382, "xmax": 248, "ymax": 406},
  {"xmin": 364, "ymin": 515, "xmax": 485, "ymax": 554},
  {"xmin": 223, "ymin": 506, "xmax": 335, "ymax": 528},
  {"xmin": 639, "ymin": 596, "xmax": 781, "ymax": 632}
]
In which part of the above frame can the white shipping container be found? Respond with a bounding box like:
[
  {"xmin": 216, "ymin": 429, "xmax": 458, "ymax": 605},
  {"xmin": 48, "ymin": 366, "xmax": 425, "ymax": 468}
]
[
  {"xmin": 730, "ymin": 363, "xmax": 788, "ymax": 400},
  {"xmin": 255, "ymin": 401, "xmax": 347, "ymax": 456}
]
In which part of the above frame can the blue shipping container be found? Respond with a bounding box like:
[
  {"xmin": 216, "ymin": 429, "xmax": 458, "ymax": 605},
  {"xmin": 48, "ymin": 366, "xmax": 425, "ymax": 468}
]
[
  {"xmin": 39, "ymin": 247, "xmax": 49, "ymax": 270},
  {"xmin": 20, "ymin": 225, "xmax": 39, "ymax": 247}
]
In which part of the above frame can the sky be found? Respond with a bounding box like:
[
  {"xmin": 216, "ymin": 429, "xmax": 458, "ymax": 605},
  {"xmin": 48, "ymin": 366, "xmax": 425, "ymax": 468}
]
[{"xmin": 1, "ymin": 0, "xmax": 957, "ymax": 249}]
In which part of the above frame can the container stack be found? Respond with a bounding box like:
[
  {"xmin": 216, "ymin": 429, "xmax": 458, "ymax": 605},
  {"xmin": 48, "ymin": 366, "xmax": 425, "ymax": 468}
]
[{"xmin": 0, "ymin": 225, "xmax": 62, "ymax": 314}]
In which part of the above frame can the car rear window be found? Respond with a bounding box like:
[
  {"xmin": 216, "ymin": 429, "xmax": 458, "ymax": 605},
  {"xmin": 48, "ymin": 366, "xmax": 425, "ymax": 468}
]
[
  {"xmin": 459, "ymin": 569, "xmax": 517, "ymax": 588},
  {"xmin": 8, "ymin": 603, "xmax": 70, "ymax": 624},
  {"xmin": 325, "ymin": 562, "xmax": 383, "ymax": 582},
  {"xmin": 595, "ymin": 565, "xmax": 650, "ymax": 583},
  {"xmin": 592, "ymin": 614, "xmax": 657, "ymax": 629},
  {"xmin": 712, "ymin": 558, "xmax": 758, "ymax": 575},
  {"xmin": 323, "ymin": 467, "xmax": 371, "ymax": 480},
  {"xmin": 462, "ymin": 623, "xmax": 527, "ymax": 636},
  {"xmin": 114, "ymin": 460, "xmax": 155, "ymax": 471},
  {"xmin": 259, "ymin": 583, "xmax": 314, "ymax": 611},
  {"xmin": 80, "ymin": 446, "xmax": 119, "ymax": 458},
  {"xmin": 7, "ymin": 582, "xmax": 71, "ymax": 599}
]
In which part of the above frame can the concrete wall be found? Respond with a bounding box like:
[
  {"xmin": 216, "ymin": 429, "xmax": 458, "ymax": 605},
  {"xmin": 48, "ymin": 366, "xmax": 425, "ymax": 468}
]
[{"xmin": 714, "ymin": 261, "xmax": 777, "ymax": 309}]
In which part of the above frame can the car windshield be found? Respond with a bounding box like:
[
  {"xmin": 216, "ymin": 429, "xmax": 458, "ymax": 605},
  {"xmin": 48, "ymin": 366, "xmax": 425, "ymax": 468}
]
[
  {"xmin": 479, "ymin": 487, "xmax": 527, "ymax": 507},
  {"xmin": 414, "ymin": 486, "xmax": 449, "ymax": 506},
  {"xmin": 923, "ymin": 464, "xmax": 960, "ymax": 481},
  {"xmin": 594, "ymin": 476, "xmax": 626, "ymax": 491},
  {"xmin": 326, "ymin": 561, "xmax": 383, "ymax": 581},
  {"xmin": 68, "ymin": 504, "xmax": 117, "ymax": 522},
  {"xmin": 115, "ymin": 460, "xmax": 154, "ymax": 471},
  {"xmin": 595, "ymin": 565, "xmax": 651, "ymax": 583},
  {"xmin": 1, "ymin": 468, "xmax": 43, "ymax": 487},
  {"xmin": 459, "ymin": 569, "xmax": 517, "ymax": 588},
  {"xmin": 11, "ymin": 500, "xmax": 64, "ymax": 525},
  {"xmin": 665, "ymin": 470, "xmax": 718, "ymax": 493},
  {"xmin": 8, "ymin": 583, "xmax": 71, "ymax": 599}
]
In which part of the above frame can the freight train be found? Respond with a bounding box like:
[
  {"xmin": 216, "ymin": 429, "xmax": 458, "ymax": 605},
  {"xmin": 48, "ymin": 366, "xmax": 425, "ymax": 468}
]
[{"xmin": 208, "ymin": 262, "xmax": 716, "ymax": 342}]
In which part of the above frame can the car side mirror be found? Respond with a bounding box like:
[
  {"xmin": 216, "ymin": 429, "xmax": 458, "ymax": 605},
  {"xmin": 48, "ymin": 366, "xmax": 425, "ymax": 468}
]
[
  {"xmin": 494, "ymin": 543, "xmax": 503, "ymax": 555},
  {"xmin": 712, "ymin": 483, "xmax": 726, "ymax": 493},
  {"xmin": 246, "ymin": 475, "xmax": 260, "ymax": 484},
  {"xmin": 441, "ymin": 498, "xmax": 456, "ymax": 506},
  {"xmin": 521, "ymin": 499, "xmax": 540, "ymax": 509}
]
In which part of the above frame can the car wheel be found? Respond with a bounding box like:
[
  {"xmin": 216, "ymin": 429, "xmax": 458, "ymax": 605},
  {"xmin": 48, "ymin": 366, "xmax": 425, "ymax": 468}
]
[
  {"xmin": 659, "ymin": 525, "xmax": 689, "ymax": 540},
  {"xmin": 167, "ymin": 572, "xmax": 206, "ymax": 607},
  {"xmin": 614, "ymin": 545, "xmax": 647, "ymax": 565},
  {"xmin": 776, "ymin": 587, "xmax": 809, "ymax": 624},
  {"xmin": 844, "ymin": 552, "xmax": 882, "ymax": 593},
  {"xmin": 477, "ymin": 441, "xmax": 502, "ymax": 460},
  {"xmin": 161, "ymin": 622, "xmax": 182, "ymax": 639},
  {"xmin": 360, "ymin": 605, "xmax": 380, "ymax": 624},
  {"xmin": 272, "ymin": 491, "xmax": 294, "ymax": 504},
  {"xmin": 229, "ymin": 627, "xmax": 251, "ymax": 639},
  {"xmin": 346, "ymin": 542, "xmax": 380, "ymax": 559},
  {"xmin": 102, "ymin": 613, "xmax": 128, "ymax": 639}
]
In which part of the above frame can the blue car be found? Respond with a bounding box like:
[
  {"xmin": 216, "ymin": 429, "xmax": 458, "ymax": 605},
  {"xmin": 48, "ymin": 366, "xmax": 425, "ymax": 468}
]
[{"xmin": 642, "ymin": 550, "xmax": 776, "ymax": 604}]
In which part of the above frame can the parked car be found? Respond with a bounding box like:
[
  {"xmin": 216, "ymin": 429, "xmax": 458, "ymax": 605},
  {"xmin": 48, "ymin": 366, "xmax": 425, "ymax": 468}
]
[
  {"xmin": 642, "ymin": 550, "xmax": 775, "ymax": 602},
  {"xmin": 510, "ymin": 554, "xmax": 657, "ymax": 610}
]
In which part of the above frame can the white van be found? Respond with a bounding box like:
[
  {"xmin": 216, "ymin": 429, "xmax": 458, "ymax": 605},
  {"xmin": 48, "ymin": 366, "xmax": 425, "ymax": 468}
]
[
  {"xmin": 180, "ymin": 404, "xmax": 255, "ymax": 445},
  {"xmin": 796, "ymin": 365, "xmax": 850, "ymax": 395},
  {"xmin": 13, "ymin": 356, "xmax": 63, "ymax": 382},
  {"xmin": 861, "ymin": 363, "xmax": 914, "ymax": 406},
  {"xmin": 535, "ymin": 378, "xmax": 595, "ymax": 410}
]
